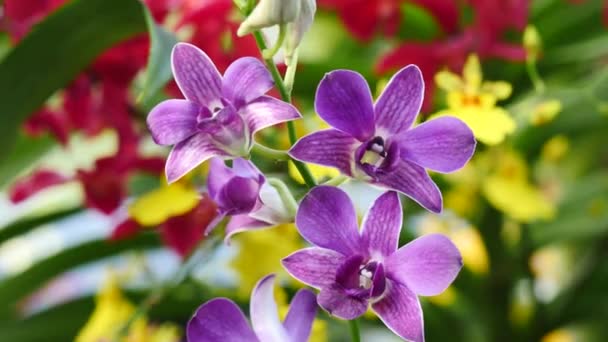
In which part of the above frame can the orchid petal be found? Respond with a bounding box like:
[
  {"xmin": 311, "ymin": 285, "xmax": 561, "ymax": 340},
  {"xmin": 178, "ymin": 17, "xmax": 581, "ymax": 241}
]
[
  {"xmin": 315, "ymin": 70, "xmax": 375, "ymax": 141},
  {"xmin": 283, "ymin": 289, "xmax": 318, "ymax": 342},
  {"xmin": 222, "ymin": 57, "xmax": 274, "ymax": 108},
  {"xmin": 166, "ymin": 134, "xmax": 229, "ymax": 183},
  {"xmin": 372, "ymin": 281, "xmax": 424, "ymax": 342},
  {"xmin": 289, "ymin": 129, "xmax": 358, "ymax": 176},
  {"xmin": 251, "ymin": 274, "xmax": 290, "ymax": 342},
  {"xmin": 147, "ymin": 99, "xmax": 198, "ymax": 145},
  {"xmin": 385, "ymin": 234, "xmax": 463, "ymax": 296},
  {"xmin": 241, "ymin": 96, "xmax": 301, "ymax": 135},
  {"xmin": 295, "ymin": 186, "xmax": 361, "ymax": 256},
  {"xmin": 224, "ymin": 215, "xmax": 270, "ymax": 243},
  {"xmin": 282, "ymin": 247, "xmax": 346, "ymax": 289},
  {"xmin": 374, "ymin": 160, "xmax": 442, "ymax": 213},
  {"xmin": 171, "ymin": 43, "xmax": 222, "ymax": 107},
  {"xmin": 361, "ymin": 191, "xmax": 402, "ymax": 258},
  {"xmin": 187, "ymin": 298, "xmax": 258, "ymax": 342},
  {"xmin": 318, "ymin": 285, "xmax": 368, "ymax": 320},
  {"xmin": 374, "ymin": 65, "xmax": 424, "ymax": 135},
  {"xmin": 207, "ymin": 157, "xmax": 233, "ymax": 199},
  {"xmin": 397, "ymin": 117, "xmax": 476, "ymax": 173}
]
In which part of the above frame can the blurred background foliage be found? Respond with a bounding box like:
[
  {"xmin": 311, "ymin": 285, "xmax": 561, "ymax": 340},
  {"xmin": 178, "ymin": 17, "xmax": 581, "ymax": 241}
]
[{"xmin": 0, "ymin": 0, "xmax": 607, "ymax": 341}]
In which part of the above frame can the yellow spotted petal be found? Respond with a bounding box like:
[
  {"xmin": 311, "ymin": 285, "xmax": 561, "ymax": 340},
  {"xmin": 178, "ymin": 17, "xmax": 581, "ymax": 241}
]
[
  {"xmin": 435, "ymin": 70, "xmax": 464, "ymax": 92},
  {"xmin": 129, "ymin": 184, "xmax": 200, "ymax": 227},
  {"xmin": 75, "ymin": 277, "xmax": 135, "ymax": 342},
  {"xmin": 482, "ymin": 81, "xmax": 512, "ymax": 100},
  {"xmin": 483, "ymin": 176, "xmax": 555, "ymax": 222},
  {"xmin": 463, "ymin": 54, "xmax": 482, "ymax": 92},
  {"xmin": 433, "ymin": 107, "xmax": 516, "ymax": 145}
]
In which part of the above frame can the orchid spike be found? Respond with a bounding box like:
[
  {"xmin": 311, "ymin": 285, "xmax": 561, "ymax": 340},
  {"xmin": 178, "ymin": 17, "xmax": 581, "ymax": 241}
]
[
  {"xmin": 187, "ymin": 274, "xmax": 317, "ymax": 342},
  {"xmin": 289, "ymin": 66, "xmax": 476, "ymax": 212},
  {"xmin": 147, "ymin": 43, "xmax": 301, "ymax": 183},
  {"xmin": 282, "ymin": 186, "xmax": 463, "ymax": 341}
]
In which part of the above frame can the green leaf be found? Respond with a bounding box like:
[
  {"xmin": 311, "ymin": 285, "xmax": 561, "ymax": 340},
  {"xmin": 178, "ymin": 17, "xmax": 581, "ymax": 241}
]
[
  {"xmin": 0, "ymin": 0, "xmax": 147, "ymax": 162},
  {"xmin": 0, "ymin": 134, "xmax": 56, "ymax": 188},
  {"xmin": 0, "ymin": 234, "xmax": 160, "ymax": 318},
  {"xmin": 0, "ymin": 206, "xmax": 82, "ymax": 245},
  {"xmin": 138, "ymin": 9, "xmax": 178, "ymax": 106}
]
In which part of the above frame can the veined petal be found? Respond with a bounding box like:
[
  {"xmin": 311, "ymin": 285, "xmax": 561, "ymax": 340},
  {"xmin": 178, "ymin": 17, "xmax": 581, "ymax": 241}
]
[
  {"xmin": 385, "ymin": 234, "xmax": 463, "ymax": 296},
  {"xmin": 315, "ymin": 70, "xmax": 375, "ymax": 141},
  {"xmin": 207, "ymin": 157, "xmax": 233, "ymax": 200},
  {"xmin": 147, "ymin": 99, "xmax": 198, "ymax": 145},
  {"xmin": 232, "ymin": 157, "xmax": 264, "ymax": 180},
  {"xmin": 166, "ymin": 134, "xmax": 230, "ymax": 183},
  {"xmin": 317, "ymin": 285, "xmax": 368, "ymax": 320},
  {"xmin": 375, "ymin": 160, "xmax": 442, "ymax": 213},
  {"xmin": 397, "ymin": 117, "xmax": 476, "ymax": 173},
  {"xmin": 295, "ymin": 186, "xmax": 361, "ymax": 256},
  {"xmin": 372, "ymin": 281, "xmax": 424, "ymax": 342},
  {"xmin": 224, "ymin": 214, "xmax": 270, "ymax": 243},
  {"xmin": 171, "ymin": 43, "xmax": 222, "ymax": 107},
  {"xmin": 283, "ymin": 289, "xmax": 318, "ymax": 342},
  {"xmin": 251, "ymin": 274, "xmax": 290, "ymax": 342},
  {"xmin": 289, "ymin": 129, "xmax": 358, "ymax": 176},
  {"xmin": 282, "ymin": 247, "xmax": 346, "ymax": 289},
  {"xmin": 374, "ymin": 65, "xmax": 424, "ymax": 135},
  {"xmin": 361, "ymin": 191, "xmax": 403, "ymax": 258},
  {"xmin": 222, "ymin": 57, "xmax": 273, "ymax": 107},
  {"xmin": 241, "ymin": 96, "xmax": 302, "ymax": 135},
  {"xmin": 187, "ymin": 298, "xmax": 258, "ymax": 342}
]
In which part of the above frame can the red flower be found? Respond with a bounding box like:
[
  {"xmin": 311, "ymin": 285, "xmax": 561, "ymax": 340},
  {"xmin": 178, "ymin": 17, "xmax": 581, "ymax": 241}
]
[
  {"xmin": 318, "ymin": 0, "xmax": 459, "ymax": 41},
  {"xmin": 159, "ymin": 195, "xmax": 218, "ymax": 258},
  {"xmin": 1, "ymin": 0, "xmax": 65, "ymax": 41},
  {"xmin": 9, "ymin": 169, "xmax": 68, "ymax": 203}
]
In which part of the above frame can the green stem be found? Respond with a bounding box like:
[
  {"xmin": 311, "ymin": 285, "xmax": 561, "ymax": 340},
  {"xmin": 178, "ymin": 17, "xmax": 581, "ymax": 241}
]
[
  {"xmin": 323, "ymin": 175, "xmax": 348, "ymax": 186},
  {"xmin": 348, "ymin": 319, "xmax": 361, "ymax": 342},
  {"xmin": 114, "ymin": 236, "xmax": 220, "ymax": 339},
  {"xmin": 526, "ymin": 59, "xmax": 545, "ymax": 93},
  {"xmin": 251, "ymin": 30, "xmax": 317, "ymax": 189},
  {"xmin": 251, "ymin": 143, "xmax": 289, "ymax": 161},
  {"xmin": 267, "ymin": 177, "xmax": 299, "ymax": 217},
  {"xmin": 262, "ymin": 24, "xmax": 287, "ymax": 60}
]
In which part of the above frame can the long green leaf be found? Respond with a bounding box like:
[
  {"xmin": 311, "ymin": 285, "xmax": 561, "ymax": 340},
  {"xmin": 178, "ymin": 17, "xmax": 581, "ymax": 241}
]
[
  {"xmin": 0, "ymin": 0, "xmax": 147, "ymax": 161},
  {"xmin": 0, "ymin": 234, "xmax": 160, "ymax": 318}
]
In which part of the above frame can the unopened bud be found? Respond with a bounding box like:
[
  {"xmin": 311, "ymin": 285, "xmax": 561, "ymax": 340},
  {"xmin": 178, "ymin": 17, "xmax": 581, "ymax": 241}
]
[
  {"xmin": 238, "ymin": 0, "xmax": 301, "ymax": 36},
  {"xmin": 524, "ymin": 25, "xmax": 542, "ymax": 61}
]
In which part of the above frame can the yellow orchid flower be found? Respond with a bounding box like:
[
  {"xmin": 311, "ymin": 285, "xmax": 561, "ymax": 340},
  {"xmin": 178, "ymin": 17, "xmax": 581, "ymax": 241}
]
[
  {"xmin": 75, "ymin": 275, "xmax": 180, "ymax": 342},
  {"xmin": 482, "ymin": 150, "xmax": 555, "ymax": 222},
  {"xmin": 230, "ymin": 223, "xmax": 304, "ymax": 299},
  {"xmin": 433, "ymin": 54, "xmax": 516, "ymax": 145},
  {"xmin": 414, "ymin": 212, "xmax": 489, "ymax": 275},
  {"xmin": 129, "ymin": 179, "xmax": 200, "ymax": 227}
]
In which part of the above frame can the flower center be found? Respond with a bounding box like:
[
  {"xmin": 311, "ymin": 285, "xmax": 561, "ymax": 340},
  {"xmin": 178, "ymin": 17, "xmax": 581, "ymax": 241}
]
[{"xmin": 355, "ymin": 136, "xmax": 399, "ymax": 179}]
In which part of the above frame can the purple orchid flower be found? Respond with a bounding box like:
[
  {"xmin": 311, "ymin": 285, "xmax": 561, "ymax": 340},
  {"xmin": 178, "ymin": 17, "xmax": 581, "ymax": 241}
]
[
  {"xmin": 147, "ymin": 43, "xmax": 301, "ymax": 183},
  {"xmin": 289, "ymin": 66, "xmax": 476, "ymax": 213},
  {"xmin": 187, "ymin": 274, "xmax": 317, "ymax": 342},
  {"xmin": 208, "ymin": 157, "xmax": 295, "ymax": 241},
  {"xmin": 282, "ymin": 186, "xmax": 463, "ymax": 342}
]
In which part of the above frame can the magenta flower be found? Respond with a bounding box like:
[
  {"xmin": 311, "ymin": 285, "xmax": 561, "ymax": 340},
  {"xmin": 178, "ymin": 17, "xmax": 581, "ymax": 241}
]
[
  {"xmin": 147, "ymin": 43, "xmax": 301, "ymax": 183},
  {"xmin": 208, "ymin": 157, "xmax": 294, "ymax": 241},
  {"xmin": 289, "ymin": 66, "xmax": 475, "ymax": 212},
  {"xmin": 187, "ymin": 274, "xmax": 317, "ymax": 342},
  {"xmin": 282, "ymin": 186, "xmax": 463, "ymax": 341}
]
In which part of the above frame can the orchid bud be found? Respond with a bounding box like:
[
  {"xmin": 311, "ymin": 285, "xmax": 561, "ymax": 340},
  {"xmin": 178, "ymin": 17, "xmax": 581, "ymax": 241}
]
[
  {"xmin": 237, "ymin": 0, "xmax": 301, "ymax": 36},
  {"xmin": 524, "ymin": 25, "xmax": 542, "ymax": 61}
]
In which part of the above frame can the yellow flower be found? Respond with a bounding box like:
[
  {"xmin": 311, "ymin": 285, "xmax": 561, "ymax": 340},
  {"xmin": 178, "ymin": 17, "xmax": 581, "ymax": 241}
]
[
  {"xmin": 414, "ymin": 212, "xmax": 489, "ymax": 275},
  {"xmin": 541, "ymin": 329, "xmax": 580, "ymax": 342},
  {"xmin": 530, "ymin": 99, "xmax": 562, "ymax": 126},
  {"xmin": 482, "ymin": 150, "xmax": 555, "ymax": 222},
  {"xmin": 129, "ymin": 180, "xmax": 200, "ymax": 227},
  {"xmin": 433, "ymin": 54, "xmax": 516, "ymax": 145},
  {"xmin": 75, "ymin": 275, "xmax": 180, "ymax": 342},
  {"xmin": 230, "ymin": 224, "xmax": 304, "ymax": 299}
]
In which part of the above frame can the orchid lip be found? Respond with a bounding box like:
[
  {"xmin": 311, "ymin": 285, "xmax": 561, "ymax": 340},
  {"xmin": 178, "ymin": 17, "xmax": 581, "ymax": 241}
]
[{"xmin": 354, "ymin": 136, "xmax": 400, "ymax": 179}]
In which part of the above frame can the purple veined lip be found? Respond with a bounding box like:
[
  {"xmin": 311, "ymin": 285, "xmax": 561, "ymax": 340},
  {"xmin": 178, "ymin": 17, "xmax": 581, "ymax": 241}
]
[
  {"xmin": 147, "ymin": 42, "xmax": 302, "ymax": 184},
  {"xmin": 289, "ymin": 65, "xmax": 477, "ymax": 213}
]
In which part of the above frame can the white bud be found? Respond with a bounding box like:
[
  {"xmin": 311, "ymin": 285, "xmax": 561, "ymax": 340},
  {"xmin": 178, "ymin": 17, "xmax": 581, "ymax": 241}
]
[{"xmin": 238, "ymin": 0, "xmax": 301, "ymax": 37}]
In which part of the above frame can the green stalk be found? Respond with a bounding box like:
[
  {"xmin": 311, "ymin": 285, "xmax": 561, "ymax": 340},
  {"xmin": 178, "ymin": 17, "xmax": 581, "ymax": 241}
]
[
  {"xmin": 251, "ymin": 143, "xmax": 289, "ymax": 161},
  {"xmin": 251, "ymin": 30, "xmax": 317, "ymax": 188},
  {"xmin": 348, "ymin": 319, "xmax": 361, "ymax": 342}
]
